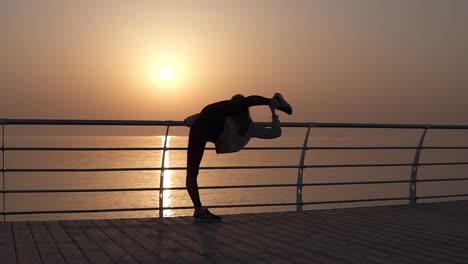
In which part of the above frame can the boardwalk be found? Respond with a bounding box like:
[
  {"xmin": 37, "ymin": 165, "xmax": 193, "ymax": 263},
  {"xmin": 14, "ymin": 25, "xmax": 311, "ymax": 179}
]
[{"xmin": 1, "ymin": 201, "xmax": 467, "ymax": 264}]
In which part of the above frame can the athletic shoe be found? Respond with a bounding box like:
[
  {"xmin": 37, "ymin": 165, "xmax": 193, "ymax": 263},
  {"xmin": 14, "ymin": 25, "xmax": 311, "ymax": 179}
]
[
  {"xmin": 273, "ymin": 92, "xmax": 293, "ymax": 115},
  {"xmin": 194, "ymin": 207, "xmax": 222, "ymax": 222}
]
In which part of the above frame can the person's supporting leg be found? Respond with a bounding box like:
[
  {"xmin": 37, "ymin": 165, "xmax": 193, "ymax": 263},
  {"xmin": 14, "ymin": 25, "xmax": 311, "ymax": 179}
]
[
  {"xmin": 186, "ymin": 128, "xmax": 206, "ymax": 208},
  {"xmin": 186, "ymin": 126, "xmax": 222, "ymax": 222}
]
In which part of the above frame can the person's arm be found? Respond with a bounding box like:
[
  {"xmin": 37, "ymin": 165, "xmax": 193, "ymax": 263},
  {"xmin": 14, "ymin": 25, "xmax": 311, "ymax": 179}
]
[{"xmin": 251, "ymin": 108, "xmax": 281, "ymax": 139}]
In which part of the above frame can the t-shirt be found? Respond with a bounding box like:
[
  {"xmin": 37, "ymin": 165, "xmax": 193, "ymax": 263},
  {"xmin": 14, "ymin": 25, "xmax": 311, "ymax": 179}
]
[{"xmin": 184, "ymin": 113, "xmax": 281, "ymax": 154}]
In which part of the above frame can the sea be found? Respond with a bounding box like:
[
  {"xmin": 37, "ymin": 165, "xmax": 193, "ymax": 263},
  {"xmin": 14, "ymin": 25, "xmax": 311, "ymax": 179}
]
[{"xmin": 2, "ymin": 126, "xmax": 468, "ymax": 221}]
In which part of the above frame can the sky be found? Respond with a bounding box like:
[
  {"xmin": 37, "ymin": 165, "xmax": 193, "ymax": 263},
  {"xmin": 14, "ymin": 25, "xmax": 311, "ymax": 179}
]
[{"xmin": 1, "ymin": 0, "xmax": 468, "ymax": 124}]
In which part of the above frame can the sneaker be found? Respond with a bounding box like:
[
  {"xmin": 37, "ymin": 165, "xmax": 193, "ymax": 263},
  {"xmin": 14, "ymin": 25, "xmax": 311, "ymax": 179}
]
[
  {"xmin": 194, "ymin": 207, "xmax": 222, "ymax": 222},
  {"xmin": 273, "ymin": 92, "xmax": 293, "ymax": 115}
]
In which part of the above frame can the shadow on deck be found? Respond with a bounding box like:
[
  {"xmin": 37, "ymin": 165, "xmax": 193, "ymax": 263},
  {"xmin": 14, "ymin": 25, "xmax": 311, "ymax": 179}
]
[{"xmin": 1, "ymin": 200, "xmax": 467, "ymax": 264}]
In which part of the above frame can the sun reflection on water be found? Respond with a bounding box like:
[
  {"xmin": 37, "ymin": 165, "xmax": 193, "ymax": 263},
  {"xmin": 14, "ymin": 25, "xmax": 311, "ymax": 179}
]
[{"xmin": 161, "ymin": 135, "xmax": 175, "ymax": 217}]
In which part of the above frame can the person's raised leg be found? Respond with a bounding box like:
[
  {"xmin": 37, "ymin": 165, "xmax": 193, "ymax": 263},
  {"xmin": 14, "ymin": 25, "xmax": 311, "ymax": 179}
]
[
  {"xmin": 207, "ymin": 94, "xmax": 291, "ymax": 116},
  {"xmin": 243, "ymin": 94, "xmax": 292, "ymax": 115},
  {"xmin": 199, "ymin": 95, "xmax": 271, "ymax": 121},
  {"xmin": 243, "ymin": 95, "xmax": 271, "ymax": 108}
]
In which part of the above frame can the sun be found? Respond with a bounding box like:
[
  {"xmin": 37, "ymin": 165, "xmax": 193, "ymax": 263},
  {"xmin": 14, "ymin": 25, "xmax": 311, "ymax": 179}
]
[
  {"xmin": 147, "ymin": 61, "xmax": 183, "ymax": 87},
  {"xmin": 159, "ymin": 66, "xmax": 174, "ymax": 81}
]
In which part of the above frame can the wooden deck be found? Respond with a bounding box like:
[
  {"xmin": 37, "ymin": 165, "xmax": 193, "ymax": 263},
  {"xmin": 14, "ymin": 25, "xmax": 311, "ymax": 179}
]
[{"xmin": 1, "ymin": 201, "xmax": 468, "ymax": 264}]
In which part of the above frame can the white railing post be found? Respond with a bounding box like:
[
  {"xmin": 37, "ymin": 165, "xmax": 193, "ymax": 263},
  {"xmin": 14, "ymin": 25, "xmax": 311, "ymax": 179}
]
[
  {"xmin": 410, "ymin": 127, "xmax": 428, "ymax": 204},
  {"xmin": 158, "ymin": 124, "xmax": 171, "ymax": 220},
  {"xmin": 296, "ymin": 124, "xmax": 312, "ymax": 212}
]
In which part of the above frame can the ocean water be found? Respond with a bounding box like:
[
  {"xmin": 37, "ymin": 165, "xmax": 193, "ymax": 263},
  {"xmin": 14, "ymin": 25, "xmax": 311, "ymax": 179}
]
[{"xmin": 2, "ymin": 126, "xmax": 468, "ymax": 221}]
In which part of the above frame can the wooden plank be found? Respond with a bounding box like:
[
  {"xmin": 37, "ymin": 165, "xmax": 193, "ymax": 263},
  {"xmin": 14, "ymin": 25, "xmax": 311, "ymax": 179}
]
[
  {"xmin": 310, "ymin": 204, "xmax": 468, "ymax": 261},
  {"xmin": 29, "ymin": 221, "xmax": 66, "ymax": 264},
  {"xmin": 420, "ymin": 201, "xmax": 468, "ymax": 218},
  {"xmin": 366, "ymin": 205, "xmax": 468, "ymax": 238},
  {"xmin": 337, "ymin": 205, "xmax": 467, "ymax": 240},
  {"xmin": 121, "ymin": 219, "xmax": 187, "ymax": 253},
  {"xmin": 247, "ymin": 212, "xmax": 376, "ymax": 264},
  {"xmin": 12, "ymin": 222, "xmax": 41, "ymax": 264},
  {"xmin": 281, "ymin": 211, "xmax": 442, "ymax": 264},
  {"xmin": 319, "ymin": 210, "xmax": 467, "ymax": 263},
  {"xmin": 363, "ymin": 203, "xmax": 468, "ymax": 240},
  {"xmin": 410, "ymin": 205, "xmax": 468, "ymax": 227},
  {"xmin": 5, "ymin": 201, "xmax": 468, "ymax": 264},
  {"xmin": 60, "ymin": 220, "xmax": 114, "ymax": 264},
  {"xmin": 138, "ymin": 218, "xmax": 213, "ymax": 264},
  {"xmin": 92, "ymin": 219, "xmax": 162, "ymax": 264},
  {"xmin": 224, "ymin": 213, "xmax": 329, "ymax": 264},
  {"xmin": 74, "ymin": 220, "xmax": 138, "ymax": 264},
  {"xmin": 166, "ymin": 216, "xmax": 253, "ymax": 263},
  {"xmin": 324, "ymin": 207, "xmax": 468, "ymax": 254},
  {"xmin": 248, "ymin": 212, "xmax": 376, "ymax": 264},
  {"xmin": 201, "ymin": 215, "xmax": 290, "ymax": 263},
  {"xmin": 177, "ymin": 216, "xmax": 279, "ymax": 264},
  {"xmin": 269, "ymin": 211, "xmax": 424, "ymax": 263},
  {"xmin": 383, "ymin": 204, "xmax": 468, "ymax": 227},
  {"xmin": 389, "ymin": 207, "xmax": 468, "ymax": 246},
  {"xmin": 109, "ymin": 218, "xmax": 237, "ymax": 263},
  {"xmin": 109, "ymin": 219, "xmax": 187, "ymax": 264},
  {"xmin": 348, "ymin": 204, "xmax": 468, "ymax": 237},
  {"xmin": 214, "ymin": 214, "xmax": 315, "ymax": 264},
  {"xmin": 0, "ymin": 222, "xmax": 17, "ymax": 264},
  {"xmin": 44, "ymin": 221, "xmax": 90, "ymax": 264},
  {"xmin": 178, "ymin": 215, "xmax": 292, "ymax": 264}
]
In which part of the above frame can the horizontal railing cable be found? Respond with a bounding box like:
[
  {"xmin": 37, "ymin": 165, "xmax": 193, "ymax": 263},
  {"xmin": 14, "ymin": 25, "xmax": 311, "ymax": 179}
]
[
  {"xmin": 4, "ymin": 207, "xmax": 161, "ymax": 215},
  {"xmin": 301, "ymin": 197, "xmax": 409, "ymax": 205},
  {"xmin": 1, "ymin": 197, "xmax": 416, "ymax": 216},
  {"xmin": 3, "ymin": 196, "xmax": 468, "ymax": 216},
  {"xmin": 416, "ymin": 177, "xmax": 468, "ymax": 182},
  {"xmin": 7, "ymin": 177, "xmax": 468, "ymax": 194},
  {"xmin": 0, "ymin": 181, "xmax": 414, "ymax": 194},
  {"xmin": 5, "ymin": 187, "xmax": 160, "ymax": 193},
  {"xmin": 3, "ymin": 146, "xmax": 304, "ymax": 151},
  {"xmin": 417, "ymin": 194, "xmax": 468, "ymax": 200},
  {"xmin": 3, "ymin": 161, "xmax": 468, "ymax": 173},
  {"xmin": 3, "ymin": 167, "xmax": 162, "ymax": 172}
]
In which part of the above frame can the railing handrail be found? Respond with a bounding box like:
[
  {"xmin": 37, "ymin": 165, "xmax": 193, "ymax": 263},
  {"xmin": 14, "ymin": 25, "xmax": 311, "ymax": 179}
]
[
  {"xmin": 2, "ymin": 118, "xmax": 468, "ymax": 129},
  {"xmin": 1, "ymin": 118, "xmax": 468, "ymax": 221}
]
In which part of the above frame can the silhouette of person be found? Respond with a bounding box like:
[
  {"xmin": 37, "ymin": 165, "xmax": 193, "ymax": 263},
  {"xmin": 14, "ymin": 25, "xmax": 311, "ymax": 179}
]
[{"xmin": 184, "ymin": 93, "xmax": 292, "ymax": 222}]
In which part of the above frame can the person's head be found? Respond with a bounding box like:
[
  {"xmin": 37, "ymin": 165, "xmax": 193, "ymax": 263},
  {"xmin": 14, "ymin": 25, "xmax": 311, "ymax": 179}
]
[
  {"xmin": 231, "ymin": 94, "xmax": 252, "ymax": 136},
  {"xmin": 231, "ymin": 94, "xmax": 245, "ymax": 101}
]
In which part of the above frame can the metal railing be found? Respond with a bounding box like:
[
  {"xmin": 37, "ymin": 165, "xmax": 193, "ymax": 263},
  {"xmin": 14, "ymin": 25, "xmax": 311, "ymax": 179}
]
[{"xmin": 1, "ymin": 118, "xmax": 468, "ymax": 221}]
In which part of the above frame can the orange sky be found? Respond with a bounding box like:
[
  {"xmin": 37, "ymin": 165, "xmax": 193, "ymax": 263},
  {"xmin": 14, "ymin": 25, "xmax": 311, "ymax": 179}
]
[{"xmin": 1, "ymin": 0, "xmax": 468, "ymax": 124}]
